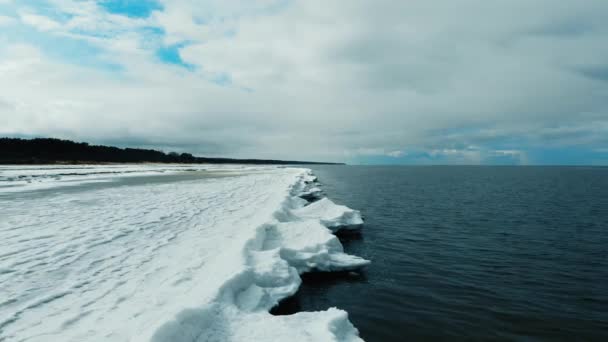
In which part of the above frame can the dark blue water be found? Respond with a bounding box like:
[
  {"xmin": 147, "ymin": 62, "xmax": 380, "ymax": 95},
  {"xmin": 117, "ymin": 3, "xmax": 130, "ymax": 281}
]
[{"xmin": 277, "ymin": 166, "xmax": 608, "ymax": 341}]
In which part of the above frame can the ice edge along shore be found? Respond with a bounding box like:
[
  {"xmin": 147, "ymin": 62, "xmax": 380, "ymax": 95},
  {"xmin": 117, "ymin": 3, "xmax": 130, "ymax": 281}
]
[
  {"xmin": 0, "ymin": 166, "xmax": 369, "ymax": 342},
  {"xmin": 149, "ymin": 168, "xmax": 370, "ymax": 342}
]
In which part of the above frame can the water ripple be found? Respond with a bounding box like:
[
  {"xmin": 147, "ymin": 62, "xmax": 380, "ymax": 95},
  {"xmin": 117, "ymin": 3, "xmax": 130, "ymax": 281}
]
[{"xmin": 296, "ymin": 166, "xmax": 608, "ymax": 341}]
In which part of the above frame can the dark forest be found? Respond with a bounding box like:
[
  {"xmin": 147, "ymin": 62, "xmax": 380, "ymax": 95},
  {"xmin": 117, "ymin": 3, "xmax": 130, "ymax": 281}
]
[{"xmin": 0, "ymin": 138, "xmax": 341, "ymax": 165}]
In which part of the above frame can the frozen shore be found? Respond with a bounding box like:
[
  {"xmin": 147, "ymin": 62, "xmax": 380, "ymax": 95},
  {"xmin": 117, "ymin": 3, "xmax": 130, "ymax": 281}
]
[{"xmin": 0, "ymin": 165, "xmax": 368, "ymax": 341}]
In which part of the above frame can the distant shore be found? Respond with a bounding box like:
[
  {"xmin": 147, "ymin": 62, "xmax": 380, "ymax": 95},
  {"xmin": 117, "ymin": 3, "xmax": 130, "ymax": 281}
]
[{"xmin": 0, "ymin": 137, "xmax": 344, "ymax": 165}]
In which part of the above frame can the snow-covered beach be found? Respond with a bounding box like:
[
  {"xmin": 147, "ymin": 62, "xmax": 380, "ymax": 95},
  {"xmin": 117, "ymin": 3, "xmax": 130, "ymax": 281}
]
[{"xmin": 0, "ymin": 165, "xmax": 369, "ymax": 341}]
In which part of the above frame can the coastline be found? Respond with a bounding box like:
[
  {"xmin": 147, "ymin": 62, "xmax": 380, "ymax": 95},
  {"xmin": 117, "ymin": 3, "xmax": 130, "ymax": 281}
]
[
  {"xmin": 0, "ymin": 166, "xmax": 369, "ymax": 341},
  {"xmin": 148, "ymin": 168, "xmax": 370, "ymax": 341},
  {"xmin": 0, "ymin": 137, "xmax": 344, "ymax": 166}
]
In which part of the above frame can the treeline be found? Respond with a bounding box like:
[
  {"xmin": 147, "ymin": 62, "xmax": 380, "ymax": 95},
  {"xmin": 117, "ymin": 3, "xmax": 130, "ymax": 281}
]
[{"xmin": 0, "ymin": 138, "xmax": 341, "ymax": 165}]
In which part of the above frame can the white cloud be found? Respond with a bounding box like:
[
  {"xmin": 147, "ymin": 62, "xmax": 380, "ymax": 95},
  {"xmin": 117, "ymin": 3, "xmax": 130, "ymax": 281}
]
[
  {"xmin": 386, "ymin": 151, "xmax": 406, "ymax": 158},
  {"xmin": 430, "ymin": 149, "xmax": 483, "ymax": 165},
  {"xmin": 492, "ymin": 150, "xmax": 522, "ymax": 157},
  {"xmin": 0, "ymin": 15, "xmax": 15, "ymax": 26},
  {"xmin": 19, "ymin": 13, "xmax": 62, "ymax": 31}
]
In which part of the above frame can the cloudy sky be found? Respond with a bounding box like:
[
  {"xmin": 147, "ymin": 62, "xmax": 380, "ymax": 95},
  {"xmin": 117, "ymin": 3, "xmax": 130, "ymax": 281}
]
[{"xmin": 1, "ymin": 0, "xmax": 607, "ymax": 164}]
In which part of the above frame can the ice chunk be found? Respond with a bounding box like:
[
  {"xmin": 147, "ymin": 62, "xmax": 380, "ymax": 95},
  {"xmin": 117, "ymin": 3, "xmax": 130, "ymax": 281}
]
[
  {"xmin": 230, "ymin": 308, "xmax": 364, "ymax": 342},
  {"xmin": 247, "ymin": 249, "xmax": 302, "ymax": 310},
  {"xmin": 300, "ymin": 186, "xmax": 323, "ymax": 202},
  {"xmin": 303, "ymin": 175, "xmax": 318, "ymax": 184},
  {"xmin": 152, "ymin": 307, "xmax": 363, "ymax": 342},
  {"xmin": 293, "ymin": 197, "xmax": 364, "ymax": 232},
  {"xmin": 295, "ymin": 169, "xmax": 319, "ymax": 184},
  {"xmin": 263, "ymin": 220, "xmax": 370, "ymax": 273}
]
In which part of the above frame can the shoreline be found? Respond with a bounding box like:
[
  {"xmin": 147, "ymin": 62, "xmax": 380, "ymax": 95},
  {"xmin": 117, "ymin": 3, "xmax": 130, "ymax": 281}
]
[
  {"xmin": 0, "ymin": 138, "xmax": 344, "ymax": 166},
  {"xmin": 149, "ymin": 168, "xmax": 370, "ymax": 341},
  {"xmin": 1, "ymin": 166, "xmax": 369, "ymax": 341}
]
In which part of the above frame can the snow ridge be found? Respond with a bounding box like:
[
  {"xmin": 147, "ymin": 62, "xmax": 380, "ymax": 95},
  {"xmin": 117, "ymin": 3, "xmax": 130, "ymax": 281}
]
[{"xmin": 150, "ymin": 169, "xmax": 369, "ymax": 342}]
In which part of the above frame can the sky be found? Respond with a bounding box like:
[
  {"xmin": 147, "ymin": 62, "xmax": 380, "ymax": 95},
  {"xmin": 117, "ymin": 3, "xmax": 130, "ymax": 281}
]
[{"xmin": 0, "ymin": 0, "xmax": 607, "ymax": 165}]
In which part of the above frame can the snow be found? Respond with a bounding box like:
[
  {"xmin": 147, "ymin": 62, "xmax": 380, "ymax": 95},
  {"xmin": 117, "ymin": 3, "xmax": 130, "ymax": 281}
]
[
  {"xmin": 0, "ymin": 165, "xmax": 368, "ymax": 342},
  {"xmin": 261, "ymin": 221, "xmax": 369, "ymax": 273},
  {"xmin": 0, "ymin": 164, "xmax": 264, "ymax": 193},
  {"xmin": 293, "ymin": 198, "xmax": 365, "ymax": 233},
  {"xmin": 299, "ymin": 187, "xmax": 323, "ymax": 202}
]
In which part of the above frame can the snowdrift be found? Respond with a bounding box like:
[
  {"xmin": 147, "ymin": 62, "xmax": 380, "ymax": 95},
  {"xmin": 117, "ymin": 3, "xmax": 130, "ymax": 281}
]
[{"xmin": 293, "ymin": 198, "xmax": 364, "ymax": 233}]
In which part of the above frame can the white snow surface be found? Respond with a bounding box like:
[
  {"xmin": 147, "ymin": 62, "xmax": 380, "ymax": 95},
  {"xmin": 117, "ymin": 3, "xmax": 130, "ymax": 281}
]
[
  {"xmin": 0, "ymin": 164, "xmax": 258, "ymax": 193},
  {"xmin": 0, "ymin": 165, "xmax": 368, "ymax": 342},
  {"xmin": 293, "ymin": 198, "xmax": 365, "ymax": 232}
]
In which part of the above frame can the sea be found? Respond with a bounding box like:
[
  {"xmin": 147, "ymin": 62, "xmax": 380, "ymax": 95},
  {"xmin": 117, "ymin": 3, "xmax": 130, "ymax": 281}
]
[{"xmin": 275, "ymin": 166, "xmax": 608, "ymax": 341}]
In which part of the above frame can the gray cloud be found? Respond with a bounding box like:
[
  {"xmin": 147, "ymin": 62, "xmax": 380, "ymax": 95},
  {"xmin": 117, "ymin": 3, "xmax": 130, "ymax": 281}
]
[
  {"xmin": 577, "ymin": 65, "xmax": 608, "ymax": 82},
  {"xmin": 0, "ymin": 0, "xmax": 607, "ymax": 163}
]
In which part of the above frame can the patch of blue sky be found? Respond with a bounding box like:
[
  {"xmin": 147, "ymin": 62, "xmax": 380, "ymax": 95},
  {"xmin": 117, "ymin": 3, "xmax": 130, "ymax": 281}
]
[
  {"xmin": 66, "ymin": 24, "xmax": 164, "ymax": 47},
  {"xmin": 354, "ymin": 155, "xmax": 408, "ymax": 165},
  {"xmin": 136, "ymin": 26, "xmax": 165, "ymax": 49},
  {"xmin": 252, "ymin": 0, "xmax": 292, "ymax": 17},
  {"xmin": 10, "ymin": 0, "xmax": 74, "ymax": 23},
  {"xmin": 354, "ymin": 146, "xmax": 608, "ymax": 165},
  {"xmin": 355, "ymin": 147, "xmax": 522, "ymax": 165},
  {"xmin": 1, "ymin": 0, "xmax": 166, "ymax": 72},
  {"xmin": 141, "ymin": 26, "xmax": 165, "ymax": 36},
  {"xmin": 526, "ymin": 147, "xmax": 608, "ymax": 165},
  {"xmin": 156, "ymin": 43, "xmax": 195, "ymax": 70},
  {"xmin": 189, "ymin": 0, "xmax": 291, "ymax": 32},
  {"xmin": 97, "ymin": 0, "xmax": 163, "ymax": 18},
  {"xmin": 212, "ymin": 72, "xmax": 232, "ymax": 86},
  {"xmin": 0, "ymin": 3, "xmax": 13, "ymax": 16},
  {"xmin": 354, "ymin": 151, "xmax": 431, "ymax": 165},
  {"xmin": 4, "ymin": 25, "xmax": 122, "ymax": 71},
  {"xmin": 483, "ymin": 153, "xmax": 525, "ymax": 166}
]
